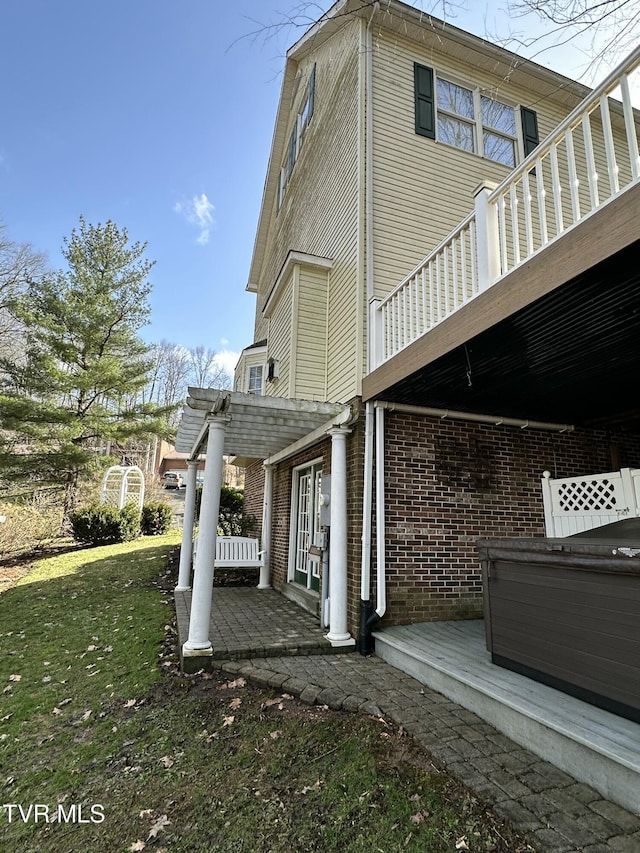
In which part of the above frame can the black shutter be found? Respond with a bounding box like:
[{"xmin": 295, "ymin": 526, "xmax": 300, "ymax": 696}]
[
  {"xmin": 414, "ymin": 63, "xmax": 435, "ymax": 139},
  {"xmin": 521, "ymin": 107, "xmax": 539, "ymax": 156},
  {"xmin": 308, "ymin": 63, "xmax": 316, "ymax": 120}
]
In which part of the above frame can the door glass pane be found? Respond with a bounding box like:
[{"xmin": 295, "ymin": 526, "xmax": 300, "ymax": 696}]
[
  {"xmin": 292, "ymin": 464, "xmax": 323, "ymax": 590},
  {"xmin": 295, "ymin": 472, "xmax": 311, "ymax": 577}
]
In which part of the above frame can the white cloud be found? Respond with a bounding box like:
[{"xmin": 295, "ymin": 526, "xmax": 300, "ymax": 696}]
[
  {"xmin": 213, "ymin": 349, "xmax": 240, "ymax": 378},
  {"xmin": 174, "ymin": 192, "xmax": 215, "ymax": 244}
]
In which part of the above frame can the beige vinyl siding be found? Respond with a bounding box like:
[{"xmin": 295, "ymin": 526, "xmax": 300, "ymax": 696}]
[
  {"xmin": 370, "ymin": 28, "xmax": 587, "ymax": 300},
  {"xmin": 254, "ymin": 19, "xmax": 361, "ymax": 403},
  {"xmin": 294, "ymin": 266, "xmax": 329, "ymax": 400},
  {"xmin": 265, "ymin": 276, "xmax": 293, "ymax": 397}
]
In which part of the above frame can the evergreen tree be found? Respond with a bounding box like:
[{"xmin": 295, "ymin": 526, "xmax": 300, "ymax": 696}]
[{"xmin": 0, "ymin": 217, "xmax": 171, "ymax": 523}]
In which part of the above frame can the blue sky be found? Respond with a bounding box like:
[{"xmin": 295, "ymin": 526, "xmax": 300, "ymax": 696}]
[{"xmin": 0, "ymin": 0, "xmax": 628, "ymax": 376}]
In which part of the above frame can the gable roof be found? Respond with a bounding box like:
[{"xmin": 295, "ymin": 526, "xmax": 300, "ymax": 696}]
[{"xmin": 245, "ymin": 0, "xmax": 590, "ymax": 295}]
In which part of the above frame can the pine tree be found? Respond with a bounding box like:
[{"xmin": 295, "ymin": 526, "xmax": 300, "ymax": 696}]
[{"xmin": 0, "ymin": 217, "xmax": 171, "ymax": 523}]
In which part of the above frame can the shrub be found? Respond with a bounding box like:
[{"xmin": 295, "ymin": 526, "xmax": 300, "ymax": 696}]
[
  {"xmin": 141, "ymin": 501, "xmax": 173, "ymax": 536},
  {"xmin": 70, "ymin": 503, "xmax": 140, "ymax": 547},
  {"xmin": 218, "ymin": 485, "xmax": 244, "ymax": 535},
  {"xmin": 0, "ymin": 490, "xmax": 63, "ymax": 559},
  {"xmin": 194, "ymin": 484, "xmax": 247, "ymax": 535}
]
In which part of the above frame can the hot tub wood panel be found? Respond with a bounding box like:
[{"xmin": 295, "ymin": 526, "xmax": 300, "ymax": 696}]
[{"xmin": 479, "ymin": 538, "xmax": 640, "ymax": 723}]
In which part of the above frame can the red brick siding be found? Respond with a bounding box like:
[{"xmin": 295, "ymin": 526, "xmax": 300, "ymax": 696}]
[
  {"xmin": 241, "ymin": 408, "xmax": 640, "ymax": 638},
  {"xmin": 378, "ymin": 412, "xmax": 640, "ymax": 626}
]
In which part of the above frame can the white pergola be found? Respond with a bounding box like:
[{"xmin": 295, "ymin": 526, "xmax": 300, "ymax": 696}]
[{"xmin": 174, "ymin": 388, "xmax": 357, "ymax": 661}]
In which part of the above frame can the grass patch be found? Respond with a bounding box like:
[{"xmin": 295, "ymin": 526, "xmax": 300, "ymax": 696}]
[{"xmin": 0, "ymin": 535, "xmax": 533, "ymax": 852}]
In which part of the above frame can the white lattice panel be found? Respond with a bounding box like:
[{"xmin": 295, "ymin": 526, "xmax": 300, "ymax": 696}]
[{"xmin": 542, "ymin": 468, "xmax": 640, "ymax": 537}]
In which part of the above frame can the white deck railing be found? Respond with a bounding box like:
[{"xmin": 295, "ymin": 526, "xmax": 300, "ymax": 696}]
[
  {"xmin": 373, "ymin": 44, "xmax": 640, "ymax": 367},
  {"xmin": 541, "ymin": 468, "xmax": 640, "ymax": 537}
]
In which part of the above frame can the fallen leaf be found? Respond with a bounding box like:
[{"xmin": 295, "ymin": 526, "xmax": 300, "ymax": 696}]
[
  {"xmin": 222, "ymin": 715, "xmax": 235, "ymax": 727},
  {"xmin": 299, "ymin": 780, "xmax": 323, "ymax": 794},
  {"xmin": 87, "ymin": 645, "xmax": 98, "ymax": 652},
  {"xmin": 129, "ymin": 842, "xmax": 145, "ymax": 851},
  {"xmin": 139, "ymin": 809, "xmax": 153, "ymax": 818},
  {"xmin": 8, "ymin": 674, "xmax": 21, "ymax": 682},
  {"xmin": 269, "ymin": 730, "xmax": 282, "ymax": 740},
  {"xmin": 455, "ymin": 838, "xmax": 469, "ymax": 851},
  {"xmin": 159, "ymin": 756, "xmax": 174, "ymax": 768},
  {"xmin": 219, "ymin": 678, "xmax": 246, "ymax": 690},
  {"xmin": 410, "ymin": 812, "xmax": 424, "ymax": 824},
  {"xmin": 147, "ymin": 814, "xmax": 170, "ymax": 840},
  {"xmin": 229, "ymin": 697, "xmax": 242, "ymax": 710}
]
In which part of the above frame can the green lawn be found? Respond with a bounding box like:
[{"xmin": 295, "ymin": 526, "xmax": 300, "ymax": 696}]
[{"xmin": 0, "ymin": 535, "xmax": 533, "ymax": 853}]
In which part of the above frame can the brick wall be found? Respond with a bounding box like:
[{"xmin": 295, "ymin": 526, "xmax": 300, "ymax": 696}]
[
  {"xmin": 270, "ymin": 441, "xmax": 331, "ymax": 590},
  {"xmin": 243, "ymin": 461, "xmax": 265, "ymax": 540},
  {"xmin": 241, "ymin": 408, "xmax": 640, "ymax": 638},
  {"xmin": 378, "ymin": 411, "xmax": 640, "ymax": 626}
]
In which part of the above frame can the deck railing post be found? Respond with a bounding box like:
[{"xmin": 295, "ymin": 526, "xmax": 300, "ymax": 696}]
[
  {"xmin": 368, "ymin": 297, "xmax": 383, "ymax": 368},
  {"xmin": 473, "ymin": 181, "xmax": 500, "ymax": 290}
]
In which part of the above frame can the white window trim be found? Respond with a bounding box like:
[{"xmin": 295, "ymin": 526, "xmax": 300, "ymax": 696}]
[
  {"xmin": 436, "ymin": 73, "xmax": 520, "ymax": 166},
  {"xmin": 246, "ymin": 363, "xmax": 265, "ymax": 396},
  {"xmin": 287, "ymin": 456, "xmax": 323, "ymax": 583}
]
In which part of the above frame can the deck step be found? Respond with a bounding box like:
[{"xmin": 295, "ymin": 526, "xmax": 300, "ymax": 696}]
[{"xmin": 373, "ymin": 620, "xmax": 640, "ymax": 814}]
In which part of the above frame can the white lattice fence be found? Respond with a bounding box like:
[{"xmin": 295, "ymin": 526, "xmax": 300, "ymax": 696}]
[{"xmin": 541, "ymin": 468, "xmax": 640, "ymax": 537}]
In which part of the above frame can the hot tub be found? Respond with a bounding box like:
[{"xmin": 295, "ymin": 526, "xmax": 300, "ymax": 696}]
[{"xmin": 479, "ymin": 519, "xmax": 640, "ymax": 723}]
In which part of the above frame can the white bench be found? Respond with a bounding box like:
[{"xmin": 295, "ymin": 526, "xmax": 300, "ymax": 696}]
[
  {"xmin": 192, "ymin": 535, "xmax": 264, "ymax": 568},
  {"xmin": 214, "ymin": 536, "xmax": 264, "ymax": 568}
]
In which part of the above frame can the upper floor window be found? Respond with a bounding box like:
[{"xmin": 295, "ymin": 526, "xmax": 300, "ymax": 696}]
[
  {"xmin": 277, "ymin": 65, "xmax": 316, "ymax": 210},
  {"xmin": 415, "ymin": 63, "xmax": 538, "ymax": 168},
  {"xmin": 247, "ymin": 365, "xmax": 264, "ymax": 395}
]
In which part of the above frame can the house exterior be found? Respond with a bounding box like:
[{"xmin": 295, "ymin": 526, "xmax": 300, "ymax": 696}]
[{"xmin": 176, "ymin": 0, "xmax": 640, "ymax": 658}]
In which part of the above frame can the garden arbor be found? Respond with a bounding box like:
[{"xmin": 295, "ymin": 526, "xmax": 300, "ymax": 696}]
[{"xmin": 100, "ymin": 465, "xmax": 145, "ymax": 512}]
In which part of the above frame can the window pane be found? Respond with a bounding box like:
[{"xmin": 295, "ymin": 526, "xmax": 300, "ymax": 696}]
[
  {"xmin": 438, "ymin": 115, "xmax": 474, "ymax": 152},
  {"xmin": 481, "ymin": 96, "xmax": 516, "ymax": 135},
  {"xmin": 248, "ymin": 365, "xmax": 263, "ymax": 394},
  {"xmin": 437, "ymin": 79, "xmax": 474, "ymax": 119},
  {"xmin": 483, "ymin": 131, "xmax": 516, "ymax": 166}
]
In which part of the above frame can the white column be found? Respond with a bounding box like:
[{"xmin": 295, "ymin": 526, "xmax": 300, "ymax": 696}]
[
  {"xmin": 175, "ymin": 459, "xmax": 200, "ymax": 591},
  {"xmin": 473, "ymin": 180, "xmax": 500, "ymax": 290},
  {"xmin": 326, "ymin": 427, "xmax": 354, "ymax": 646},
  {"xmin": 182, "ymin": 417, "xmax": 229, "ymax": 657},
  {"xmin": 258, "ymin": 462, "xmax": 274, "ymax": 589}
]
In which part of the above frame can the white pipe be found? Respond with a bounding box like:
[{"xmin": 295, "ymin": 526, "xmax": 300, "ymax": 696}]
[
  {"xmin": 360, "ymin": 401, "xmax": 375, "ymax": 600},
  {"xmin": 365, "ymin": 4, "xmax": 376, "ymax": 303},
  {"xmin": 374, "ymin": 404, "xmax": 386, "ymax": 619},
  {"xmin": 374, "ymin": 400, "xmax": 574, "ymax": 433},
  {"xmin": 258, "ymin": 462, "xmax": 273, "ymax": 589}
]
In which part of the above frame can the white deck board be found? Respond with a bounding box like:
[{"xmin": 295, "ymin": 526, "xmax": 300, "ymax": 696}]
[{"xmin": 373, "ymin": 620, "xmax": 640, "ymax": 813}]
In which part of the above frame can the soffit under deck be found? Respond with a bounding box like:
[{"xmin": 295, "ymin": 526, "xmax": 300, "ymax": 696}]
[{"xmin": 175, "ymin": 388, "xmax": 350, "ymax": 460}]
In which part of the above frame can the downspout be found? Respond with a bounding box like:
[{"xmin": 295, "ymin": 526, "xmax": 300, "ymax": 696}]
[
  {"xmin": 357, "ymin": 3, "xmax": 380, "ymax": 655},
  {"xmin": 357, "ymin": 401, "xmax": 375, "ymax": 653},
  {"xmin": 372, "ymin": 403, "xmax": 386, "ymax": 625},
  {"xmin": 365, "ymin": 4, "xmax": 376, "ymax": 305}
]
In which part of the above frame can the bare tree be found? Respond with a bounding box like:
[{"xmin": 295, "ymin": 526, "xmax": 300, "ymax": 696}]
[
  {"xmin": 0, "ymin": 222, "xmax": 47, "ymax": 360},
  {"xmin": 503, "ymin": 0, "xmax": 640, "ymax": 72},
  {"xmin": 188, "ymin": 345, "xmax": 231, "ymax": 389}
]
